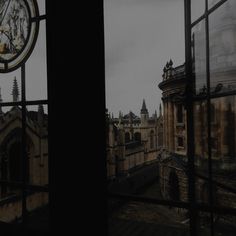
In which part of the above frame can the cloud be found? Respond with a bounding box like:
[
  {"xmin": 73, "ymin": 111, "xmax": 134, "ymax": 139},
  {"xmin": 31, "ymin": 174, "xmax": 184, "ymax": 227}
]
[{"xmin": 104, "ymin": 0, "xmax": 185, "ymax": 115}]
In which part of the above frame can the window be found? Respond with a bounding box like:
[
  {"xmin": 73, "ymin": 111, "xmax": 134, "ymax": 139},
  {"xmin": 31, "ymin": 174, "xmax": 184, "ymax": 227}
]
[
  {"xmin": 0, "ymin": 0, "xmax": 50, "ymax": 231},
  {"xmin": 106, "ymin": 1, "xmax": 236, "ymax": 236},
  {"xmin": 176, "ymin": 104, "xmax": 183, "ymax": 123},
  {"xmin": 177, "ymin": 136, "xmax": 184, "ymax": 148}
]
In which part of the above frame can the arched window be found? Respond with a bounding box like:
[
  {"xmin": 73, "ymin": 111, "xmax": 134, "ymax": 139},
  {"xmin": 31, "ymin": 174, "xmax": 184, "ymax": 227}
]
[
  {"xmin": 134, "ymin": 132, "xmax": 141, "ymax": 143},
  {"xmin": 125, "ymin": 132, "xmax": 130, "ymax": 143},
  {"xmin": 176, "ymin": 104, "xmax": 183, "ymax": 123},
  {"xmin": 150, "ymin": 130, "xmax": 154, "ymax": 149}
]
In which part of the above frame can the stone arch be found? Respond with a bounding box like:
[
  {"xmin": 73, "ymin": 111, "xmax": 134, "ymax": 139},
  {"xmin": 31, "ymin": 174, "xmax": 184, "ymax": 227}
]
[
  {"xmin": 168, "ymin": 170, "xmax": 180, "ymax": 201},
  {"xmin": 150, "ymin": 130, "xmax": 155, "ymax": 149},
  {"xmin": 0, "ymin": 128, "xmax": 34, "ymax": 196}
]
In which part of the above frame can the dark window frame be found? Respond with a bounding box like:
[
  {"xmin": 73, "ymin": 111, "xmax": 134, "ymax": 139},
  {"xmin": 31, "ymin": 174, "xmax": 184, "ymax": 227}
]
[
  {"xmin": 0, "ymin": 0, "xmax": 53, "ymax": 231},
  {"xmin": 107, "ymin": 1, "xmax": 236, "ymax": 236}
]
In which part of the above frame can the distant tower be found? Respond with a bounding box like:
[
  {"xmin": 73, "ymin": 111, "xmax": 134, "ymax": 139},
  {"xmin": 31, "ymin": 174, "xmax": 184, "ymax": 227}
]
[
  {"xmin": 118, "ymin": 111, "xmax": 123, "ymax": 127},
  {"xmin": 140, "ymin": 99, "xmax": 149, "ymax": 125},
  {"xmin": 129, "ymin": 111, "xmax": 134, "ymax": 140},
  {"xmin": 12, "ymin": 77, "xmax": 19, "ymax": 102}
]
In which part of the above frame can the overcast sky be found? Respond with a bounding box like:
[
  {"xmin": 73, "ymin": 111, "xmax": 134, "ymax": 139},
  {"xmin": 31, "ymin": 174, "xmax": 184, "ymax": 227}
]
[
  {"xmin": 0, "ymin": 0, "xmax": 47, "ymax": 113},
  {"xmin": 104, "ymin": 0, "xmax": 185, "ymax": 117}
]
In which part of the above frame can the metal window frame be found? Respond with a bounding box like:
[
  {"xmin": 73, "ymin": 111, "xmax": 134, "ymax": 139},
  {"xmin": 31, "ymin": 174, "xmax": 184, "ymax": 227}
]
[
  {"xmin": 108, "ymin": 0, "xmax": 236, "ymax": 235},
  {"xmin": 0, "ymin": 0, "xmax": 50, "ymax": 228}
]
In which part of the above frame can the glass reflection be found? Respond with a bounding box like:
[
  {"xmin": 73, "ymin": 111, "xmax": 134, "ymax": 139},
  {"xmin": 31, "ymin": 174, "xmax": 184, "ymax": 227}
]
[
  {"xmin": 191, "ymin": 0, "xmax": 205, "ymax": 23},
  {"xmin": 192, "ymin": 20, "xmax": 207, "ymax": 95},
  {"xmin": 209, "ymin": 0, "xmax": 236, "ymax": 95}
]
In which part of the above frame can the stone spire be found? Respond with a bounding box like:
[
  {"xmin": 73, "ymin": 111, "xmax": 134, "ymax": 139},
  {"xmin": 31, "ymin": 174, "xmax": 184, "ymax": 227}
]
[
  {"xmin": 141, "ymin": 99, "xmax": 148, "ymax": 114},
  {"xmin": 129, "ymin": 111, "xmax": 133, "ymax": 124},
  {"xmin": 12, "ymin": 77, "xmax": 19, "ymax": 102},
  {"xmin": 118, "ymin": 111, "xmax": 123, "ymax": 128},
  {"xmin": 141, "ymin": 99, "xmax": 149, "ymax": 126}
]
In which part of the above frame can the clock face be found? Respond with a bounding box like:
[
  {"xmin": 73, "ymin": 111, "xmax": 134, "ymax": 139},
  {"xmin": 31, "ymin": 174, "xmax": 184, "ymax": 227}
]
[{"xmin": 0, "ymin": 0, "xmax": 39, "ymax": 73}]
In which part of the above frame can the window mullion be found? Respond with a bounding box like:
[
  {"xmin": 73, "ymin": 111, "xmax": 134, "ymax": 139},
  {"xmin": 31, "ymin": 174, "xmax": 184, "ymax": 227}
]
[{"xmin": 185, "ymin": 0, "xmax": 197, "ymax": 235}]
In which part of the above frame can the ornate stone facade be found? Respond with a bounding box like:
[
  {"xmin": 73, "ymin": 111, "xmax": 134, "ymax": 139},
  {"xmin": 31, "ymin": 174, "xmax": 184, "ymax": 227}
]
[
  {"xmin": 106, "ymin": 100, "xmax": 163, "ymax": 181},
  {"xmin": 0, "ymin": 78, "xmax": 48, "ymax": 222}
]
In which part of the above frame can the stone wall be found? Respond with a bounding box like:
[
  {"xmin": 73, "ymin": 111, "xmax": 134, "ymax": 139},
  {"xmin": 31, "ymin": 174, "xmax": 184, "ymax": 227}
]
[{"xmin": 0, "ymin": 192, "xmax": 48, "ymax": 222}]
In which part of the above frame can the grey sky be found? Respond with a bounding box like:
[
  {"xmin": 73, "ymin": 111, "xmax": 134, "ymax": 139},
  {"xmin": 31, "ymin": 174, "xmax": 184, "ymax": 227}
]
[
  {"xmin": 0, "ymin": 0, "xmax": 47, "ymax": 113},
  {"xmin": 104, "ymin": 0, "xmax": 185, "ymax": 117}
]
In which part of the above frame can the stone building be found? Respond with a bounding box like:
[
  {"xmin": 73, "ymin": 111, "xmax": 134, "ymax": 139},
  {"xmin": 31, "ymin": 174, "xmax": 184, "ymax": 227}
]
[
  {"xmin": 157, "ymin": 1, "xmax": 236, "ymax": 211},
  {"xmin": 0, "ymin": 78, "xmax": 48, "ymax": 222},
  {"xmin": 106, "ymin": 100, "xmax": 163, "ymax": 181}
]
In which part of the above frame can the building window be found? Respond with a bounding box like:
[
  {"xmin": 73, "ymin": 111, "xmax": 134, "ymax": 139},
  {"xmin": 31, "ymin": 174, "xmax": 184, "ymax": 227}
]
[
  {"xmin": 0, "ymin": 0, "xmax": 50, "ymax": 230},
  {"xmin": 176, "ymin": 104, "xmax": 183, "ymax": 123},
  {"xmin": 177, "ymin": 136, "xmax": 184, "ymax": 148},
  {"xmin": 106, "ymin": 1, "xmax": 236, "ymax": 236}
]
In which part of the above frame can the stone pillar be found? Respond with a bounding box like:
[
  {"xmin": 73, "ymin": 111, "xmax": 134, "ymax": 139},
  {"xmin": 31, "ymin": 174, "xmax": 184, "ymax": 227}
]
[
  {"xmin": 169, "ymin": 102, "xmax": 175, "ymax": 152},
  {"xmin": 163, "ymin": 100, "xmax": 168, "ymax": 150}
]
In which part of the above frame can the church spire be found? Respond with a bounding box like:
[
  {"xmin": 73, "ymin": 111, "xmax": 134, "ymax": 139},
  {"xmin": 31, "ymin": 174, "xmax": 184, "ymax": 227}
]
[
  {"xmin": 141, "ymin": 99, "xmax": 148, "ymax": 114},
  {"xmin": 12, "ymin": 77, "xmax": 19, "ymax": 102}
]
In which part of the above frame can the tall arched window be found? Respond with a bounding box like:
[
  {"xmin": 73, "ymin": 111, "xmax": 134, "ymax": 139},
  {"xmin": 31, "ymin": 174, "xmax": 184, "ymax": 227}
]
[{"xmin": 150, "ymin": 130, "xmax": 154, "ymax": 149}]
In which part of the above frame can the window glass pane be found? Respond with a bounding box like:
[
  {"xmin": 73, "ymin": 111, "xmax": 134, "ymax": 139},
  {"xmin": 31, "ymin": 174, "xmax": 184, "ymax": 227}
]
[
  {"xmin": 210, "ymin": 96, "xmax": 236, "ymax": 209},
  {"xmin": 26, "ymin": 105, "xmax": 48, "ymax": 187},
  {"xmin": 192, "ymin": 20, "xmax": 207, "ymax": 96},
  {"xmin": 191, "ymin": 0, "xmax": 205, "ymax": 23},
  {"xmin": 194, "ymin": 100, "xmax": 208, "ymax": 169},
  {"xmin": 0, "ymin": 105, "xmax": 23, "ymax": 223},
  {"xmin": 0, "ymin": 70, "xmax": 22, "ymax": 103},
  {"xmin": 26, "ymin": 20, "xmax": 47, "ymax": 101},
  {"xmin": 38, "ymin": 0, "xmax": 46, "ymax": 15},
  {"xmin": 108, "ymin": 200, "xmax": 190, "ymax": 235},
  {"xmin": 0, "ymin": 106, "xmax": 23, "ymax": 185},
  {"xmin": 209, "ymin": 0, "xmax": 236, "ymax": 95}
]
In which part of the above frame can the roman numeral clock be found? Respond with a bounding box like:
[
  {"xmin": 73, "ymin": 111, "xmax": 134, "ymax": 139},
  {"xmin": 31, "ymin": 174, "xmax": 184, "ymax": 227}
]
[{"xmin": 0, "ymin": 0, "xmax": 39, "ymax": 73}]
